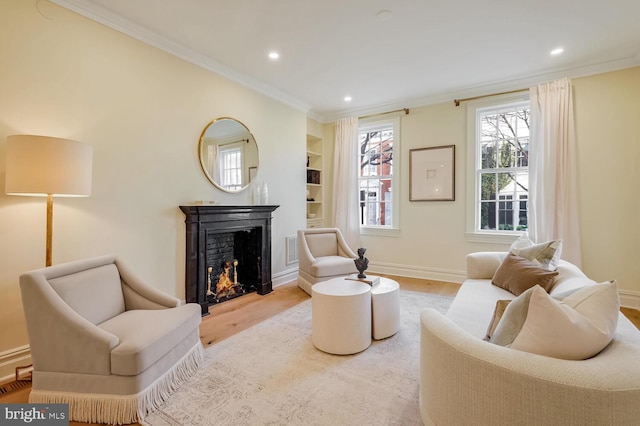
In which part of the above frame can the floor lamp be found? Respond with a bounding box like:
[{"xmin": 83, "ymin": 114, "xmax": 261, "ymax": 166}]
[{"xmin": 5, "ymin": 135, "xmax": 93, "ymax": 267}]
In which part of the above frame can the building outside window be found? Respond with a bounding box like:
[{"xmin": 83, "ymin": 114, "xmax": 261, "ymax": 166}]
[
  {"xmin": 358, "ymin": 118, "xmax": 399, "ymax": 232},
  {"xmin": 475, "ymin": 100, "xmax": 530, "ymax": 232}
]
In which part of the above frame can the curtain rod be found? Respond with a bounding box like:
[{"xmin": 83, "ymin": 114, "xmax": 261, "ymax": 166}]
[
  {"xmin": 220, "ymin": 138, "xmax": 249, "ymax": 146},
  {"xmin": 359, "ymin": 108, "xmax": 409, "ymax": 120},
  {"xmin": 454, "ymin": 89, "xmax": 528, "ymax": 107}
]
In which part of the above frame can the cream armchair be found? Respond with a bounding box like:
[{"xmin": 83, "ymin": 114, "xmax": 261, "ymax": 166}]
[
  {"xmin": 19, "ymin": 254, "xmax": 204, "ymax": 425},
  {"xmin": 297, "ymin": 228, "xmax": 358, "ymax": 295}
]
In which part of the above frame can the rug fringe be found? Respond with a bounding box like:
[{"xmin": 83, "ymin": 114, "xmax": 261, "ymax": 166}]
[{"xmin": 30, "ymin": 342, "xmax": 204, "ymax": 425}]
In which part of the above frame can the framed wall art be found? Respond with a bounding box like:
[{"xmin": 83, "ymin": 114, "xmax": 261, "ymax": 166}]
[
  {"xmin": 249, "ymin": 166, "xmax": 257, "ymax": 182},
  {"xmin": 409, "ymin": 145, "xmax": 455, "ymax": 201}
]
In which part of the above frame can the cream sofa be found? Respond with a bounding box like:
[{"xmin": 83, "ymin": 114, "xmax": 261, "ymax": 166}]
[
  {"xmin": 420, "ymin": 252, "xmax": 640, "ymax": 426},
  {"xmin": 20, "ymin": 255, "xmax": 204, "ymax": 425}
]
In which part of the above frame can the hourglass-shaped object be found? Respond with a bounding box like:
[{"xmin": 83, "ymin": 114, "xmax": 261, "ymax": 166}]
[
  {"xmin": 206, "ymin": 266, "xmax": 213, "ymax": 295},
  {"xmin": 232, "ymin": 259, "xmax": 239, "ymax": 285}
]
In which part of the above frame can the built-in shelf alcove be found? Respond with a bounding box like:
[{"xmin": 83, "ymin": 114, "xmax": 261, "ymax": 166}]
[{"xmin": 180, "ymin": 205, "xmax": 279, "ymax": 315}]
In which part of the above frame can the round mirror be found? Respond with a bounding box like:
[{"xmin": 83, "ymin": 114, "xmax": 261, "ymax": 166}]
[{"xmin": 198, "ymin": 117, "xmax": 259, "ymax": 193}]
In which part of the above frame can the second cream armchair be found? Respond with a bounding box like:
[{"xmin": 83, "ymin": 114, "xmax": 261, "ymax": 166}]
[{"xmin": 297, "ymin": 228, "xmax": 358, "ymax": 295}]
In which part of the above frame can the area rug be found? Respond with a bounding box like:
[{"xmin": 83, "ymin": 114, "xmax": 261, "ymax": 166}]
[{"xmin": 144, "ymin": 290, "xmax": 453, "ymax": 426}]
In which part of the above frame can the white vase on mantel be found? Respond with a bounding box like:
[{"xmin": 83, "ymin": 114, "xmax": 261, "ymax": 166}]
[
  {"xmin": 252, "ymin": 181, "xmax": 262, "ymax": 205},
  {"xmin": 260, "ymin": 181, "xmax": 269, "ymax": 205}
]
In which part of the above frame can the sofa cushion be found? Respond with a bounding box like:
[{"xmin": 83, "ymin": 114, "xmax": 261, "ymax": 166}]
[
  {"xmin": 49, "ymin": 264, "xmax": 125, "ymax": 325},
  {"xmin": 510, "ymin": 234, "xmax": 562, "ymax": 270},
  {"xmin": 446, "ymin": 279, "xmax": 515, "ymax": 338},
  {"xmin": 99, "ymin": 303, "xmax": 201, "ymax": 376},
  {"xmin": 310, "ymin": 255, "xmax": 356, "ymax": 278},
  {"xmin": 490, "ymin": 281, "xmax": 620, "ymax": 360},
  {"xmin": 491, "ymin": 253, "xmax": 559, "ymax": 296}
]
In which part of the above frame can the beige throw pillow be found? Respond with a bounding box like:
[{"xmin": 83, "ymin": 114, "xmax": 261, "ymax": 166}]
[
  {"xmin": 510, "ymin": 234, "xmax": 562, "ymax": 270},
  {"xmin": 491, "ymin": 253, "xmax": 559, "ymax": 296},
  {"xmin": 484, "ymin": 299, "xmax": 511, "ymax": 341},
  {"xmin": 490, "ymin": 281, "xmax": 620, "ymax": 360}
]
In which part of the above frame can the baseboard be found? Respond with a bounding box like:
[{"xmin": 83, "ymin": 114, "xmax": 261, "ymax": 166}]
[
  {"xmin": 0, "ymin": 345, "xmax": 31, "ymax": 386},
  {"xmin": 619, "ymin": 290, "xmax": 640, "ymax": 311},
  {"xmin": 272, "ymin": 267, "xmax": 299, "ymax": 288},
  {"xmin": 368, "ymin": 261, "xmax": 466, "ymax": 284},
  {"xmin": 278, "ymin": 263, "xmax": 466, "ymax": 286}
]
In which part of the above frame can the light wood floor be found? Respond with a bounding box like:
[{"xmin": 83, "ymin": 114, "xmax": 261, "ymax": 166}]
[{"xmin": 1, "ymin": 276, "xmax": 638, "ymax": 426}]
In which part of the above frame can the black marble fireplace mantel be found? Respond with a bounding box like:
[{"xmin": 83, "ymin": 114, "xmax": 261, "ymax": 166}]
[{"xmin": 180, "ymin": 204, "xmax": 279, "ymax": 315}]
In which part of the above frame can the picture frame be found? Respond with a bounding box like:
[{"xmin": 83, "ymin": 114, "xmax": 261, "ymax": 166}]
[
  {"xmin": 409, "ymin": 145, "xmax": 455, "ymax": 201},
  {"xmin": 248, "ymin": 166, "xmax": 257, "ymax": 182}
]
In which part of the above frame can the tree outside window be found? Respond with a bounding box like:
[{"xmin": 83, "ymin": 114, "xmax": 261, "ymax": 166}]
[{"xmin": 477, "ymin": 103, "xmax": 530, "ymax": 231}]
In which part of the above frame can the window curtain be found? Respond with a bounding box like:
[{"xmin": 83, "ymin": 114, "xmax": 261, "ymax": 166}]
[
  {"xmin": 529, "ymin": 77, "xmax": 582, "ymax": 267},
  {"xmin": 332, "ymin": 117, "xmax": 362, "ymax": 249},
  {"xmin": 207, "ymin": 144, "xmax": 220, "ymax": 183}
]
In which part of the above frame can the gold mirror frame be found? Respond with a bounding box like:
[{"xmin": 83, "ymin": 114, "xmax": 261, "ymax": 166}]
[{"xmin": 198, "ymin": 117, "xmax": 259, "ymax": 193}]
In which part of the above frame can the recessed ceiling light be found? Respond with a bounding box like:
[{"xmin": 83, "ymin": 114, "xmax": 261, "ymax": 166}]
[
  {"xmin": 268, "ymin": 51, "xmax": 280, "ymax": 60},
  {"xmin": 376, "ymin": 10, "xmax": 393, "ymax": 22},
  {"xmin": 344, "ymin": 96, "xmax": 352, "ymax": 102},
  {"xmin": 550, "ymin": 47, "xmax": 564, "ymax": 56}
]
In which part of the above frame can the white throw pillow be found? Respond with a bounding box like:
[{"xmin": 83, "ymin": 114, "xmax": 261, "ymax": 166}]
[
  {"xmin": 509, "ymin": 234, "xmax": 562, "ymax": 270},
  {"xmin": 490, "ymin": 281, "xmax": 619, "ymax": 360}
]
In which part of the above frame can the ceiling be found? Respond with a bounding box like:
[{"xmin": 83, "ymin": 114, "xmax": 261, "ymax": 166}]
[{"xmin": 51, "ymin": 0, "xmax": 640, "ymax": 122}]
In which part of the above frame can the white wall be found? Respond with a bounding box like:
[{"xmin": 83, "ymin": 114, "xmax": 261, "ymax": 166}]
[
  {"xmin": 0, "ymin": 0, "xmax": 306, "ymax": 380},
  {"xmin": 572, "ymin": 67, "xmax": 640, "ymax": 305},
  {"xmin": 353, "ymin": 67, "xmax": 640, "ymax": 303}
]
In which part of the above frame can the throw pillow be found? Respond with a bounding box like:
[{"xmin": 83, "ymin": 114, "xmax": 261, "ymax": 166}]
[
  {"xmin": 489, "ymin": 287, "xmax": 536, "ymax": 347},
  {"xmin": 490, "ymin": 281, "xmax": 620, "ymax": 360},
  {"xmin": 483, "ymin": 299, "xmax": 511, "ymax": 341},
  {"xmin": 491, "ymin": 253, "xmax": 559, "ymax": 296},
  {"xmin": 551, "ymin": 277, "xmax": 598, "ymax": 300},
  {"xmin": 550, "ymin": 276, "xmax": 598, "ymax": 297},
  {"xmin": 509, "ymin": 234, "xmax": 562, "ymax": 270}
]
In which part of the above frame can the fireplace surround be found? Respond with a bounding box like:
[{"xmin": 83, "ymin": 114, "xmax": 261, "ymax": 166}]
[{"xmin": 180, "ymin": 205, "xmax": 279, "ymax": 315}]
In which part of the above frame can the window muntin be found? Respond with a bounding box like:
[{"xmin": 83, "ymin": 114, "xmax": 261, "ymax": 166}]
[
  {"xmin": 476, "ymin": 102, "xmax": 530, "ymax": 232},
  {"xmin": 358, "ymin": 119, "xmax": 397, "ymax": 229}
]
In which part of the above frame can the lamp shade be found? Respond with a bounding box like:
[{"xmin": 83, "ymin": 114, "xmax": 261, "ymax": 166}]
[{"xmin": 5, "ymin": 135, "xmax": 93, "ymax": 197}]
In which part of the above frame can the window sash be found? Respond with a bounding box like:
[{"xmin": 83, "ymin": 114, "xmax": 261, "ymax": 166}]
[
  {"xmin": 357, "ymin": 117, "xmax": 399, "ymax": 231},
  {"xmin": 465, "ymin": 94, "xmax": 530, "ymax": 241},
  {"xmin": 218, "ymin": 144, "xmax": 243, "ymax": 191}
]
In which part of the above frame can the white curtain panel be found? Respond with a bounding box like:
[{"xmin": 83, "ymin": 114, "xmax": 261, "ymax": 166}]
[
  {"xmin": 207, "ymin": 144, "xmax": 220, "ymax": 182},
  {"xmin": 332, "ymin": 117, "xmax": 362, "ymax": 249},
  {"xmin": 529, "ymin": 77, "xmax": 582, "ymax": 267}
]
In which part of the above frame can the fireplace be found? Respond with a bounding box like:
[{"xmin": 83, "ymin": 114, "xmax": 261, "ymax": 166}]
[{"xmin": 180, "ymin": 205, "xmax": 279, "ymax": 315}]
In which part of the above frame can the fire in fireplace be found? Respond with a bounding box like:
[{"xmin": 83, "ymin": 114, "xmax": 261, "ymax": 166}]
[
  {"xmin": 204, "ymin": 228, "xmax": 262, "ymax": 305},
  {"xmin": 206, "ymin": 260, "xmax": 245, "ymax": 303}
]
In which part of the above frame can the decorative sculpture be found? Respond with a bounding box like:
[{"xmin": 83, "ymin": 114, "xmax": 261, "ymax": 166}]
[{"xmin": 354, "ymin": 247, "xmax": 369, "ymax": 279}]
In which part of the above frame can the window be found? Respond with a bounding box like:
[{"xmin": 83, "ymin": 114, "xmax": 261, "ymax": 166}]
[
  {"xmin": 467, "ymin": 96, "xmax": 530, "ymax": 239},
  {"xmin": 219, "ymin": 143, "xmax": 243, "ymax": 191},
  {"xmin": 358, "ymin": 118, "xmax": 399, "ymax": 233}
]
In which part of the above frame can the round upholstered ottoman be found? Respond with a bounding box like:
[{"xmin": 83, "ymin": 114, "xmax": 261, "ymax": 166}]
[
  {"xmin": 371, "ymin": 277, "xmax": 400, "ymax": 340},
  {"xmin": 311, "ymin": 279, "xmax": 372, "ymax": 355}
]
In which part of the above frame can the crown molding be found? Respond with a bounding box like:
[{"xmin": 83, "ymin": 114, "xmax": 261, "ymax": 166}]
[
  {"xmin": 47, "ymin": 1, "xmax": 640, "ymax": 124},
  {"xmin": 50, "ymin": 0, "xmax": 312, "ymax": 114},
  {"xmin": 318, "ymin": 55, "xmax": 640, "ymax": 123}
]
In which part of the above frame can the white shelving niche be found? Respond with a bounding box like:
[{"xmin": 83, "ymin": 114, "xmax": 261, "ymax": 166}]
[{"xmin": 306, "ymin": 134, "xmax": 324, "ymax": 228}]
